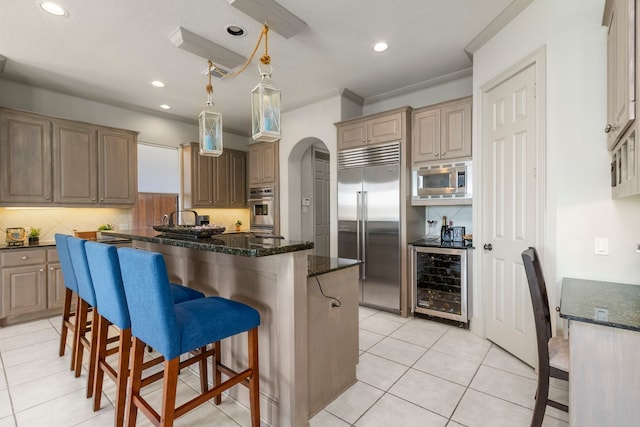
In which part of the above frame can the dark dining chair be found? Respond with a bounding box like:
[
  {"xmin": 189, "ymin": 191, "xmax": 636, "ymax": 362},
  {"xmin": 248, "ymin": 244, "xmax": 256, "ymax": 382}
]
[{"xmin": 521, "ymin": 247, "xmax": 569, "ymax": 427}]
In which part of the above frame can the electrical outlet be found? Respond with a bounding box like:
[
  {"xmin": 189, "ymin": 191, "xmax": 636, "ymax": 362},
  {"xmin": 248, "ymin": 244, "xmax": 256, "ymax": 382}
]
[
  {"xmin": 119, "ymin": 223, "xmax": 129, "ymax": 230},
  {"xmin": 594, "ymin": 307, "xmax": 609, "ymax": 322}
]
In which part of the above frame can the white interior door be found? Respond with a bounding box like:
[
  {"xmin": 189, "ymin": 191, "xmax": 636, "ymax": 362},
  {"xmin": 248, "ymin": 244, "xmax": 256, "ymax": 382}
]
[
  {"xmin": 482, "ymin": 62, "xmax": 539, "ymax": 367},
  {"xmin": 314, "ymin": 149, "xmax": 330, "ymax": 257}
]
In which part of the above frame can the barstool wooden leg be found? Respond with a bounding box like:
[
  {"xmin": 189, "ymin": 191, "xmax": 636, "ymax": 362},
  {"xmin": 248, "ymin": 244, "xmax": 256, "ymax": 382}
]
[
  {"xmin": 114, "ymin": 328, "xmax": 131, "ymax": 427},
  {"xmin": 92, "ymin": 314, "xmax": 109, "ymax": 410},
  {"xmin": 126, "ymin": 337, "xmax": 145, "ymax": 427},
  {"xmin": 86, "ymin": 310, "xmax": 99, "ymax": 398},
  {"xmin": 198, "ymin": 346, "xmax": 209, "ymax": 394},
  {"xmin": 248, "ymin": 328, "xmax": 260, "ymax": 427},
  {"xmin": 213, "ymin": 341, "xmax": 221, "ymax": 405},
  {"xmin": 160, "ymin": 358, "xmax": 180, "ymax": 427},
  {"xmin": 59, "ymin": 288, "xmax": 73, "ymax": 358},
  {"xmin": 74, "ymin": 299, "xmax": 89, "ymax": 378}
]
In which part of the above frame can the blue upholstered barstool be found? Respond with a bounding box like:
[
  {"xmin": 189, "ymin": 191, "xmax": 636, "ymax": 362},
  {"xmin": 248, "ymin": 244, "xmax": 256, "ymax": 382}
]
[
  {"xmin": 117, "ymin": 247, "xmax": 261, "ymax": 427},
  {"xmin": 84, "ymin": 241, "xmax": 206, "ymax": 427},
  {"xmin": 54, "ymin": 234, "xmax": 82, "ymax": 371}
]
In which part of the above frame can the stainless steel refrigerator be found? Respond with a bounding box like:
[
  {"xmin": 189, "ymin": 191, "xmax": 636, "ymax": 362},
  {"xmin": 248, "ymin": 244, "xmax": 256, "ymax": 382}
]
[{"xmin": 338, "ymin": 143, "xmax": 401, "ymax": 313}]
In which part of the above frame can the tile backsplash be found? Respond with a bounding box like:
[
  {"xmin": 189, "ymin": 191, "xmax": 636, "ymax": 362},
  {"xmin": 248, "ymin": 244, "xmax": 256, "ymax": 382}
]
[
  {"xmin": 424, "ymin": 205, "xmax": 472, "ymax": 238},
  {"xmin": 0, "ymin": 207, "xmax": 132, "ymax": 244}
]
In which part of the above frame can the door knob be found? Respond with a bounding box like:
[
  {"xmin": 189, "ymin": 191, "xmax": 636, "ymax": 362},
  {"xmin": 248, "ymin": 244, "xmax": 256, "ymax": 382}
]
[
  {"xmin": 604, "ymin": 124, "xmax": 615, "ymax": 133},
  {"xmin": 483, "ymin": 243, "xmax": 493, "ymax": 251}
]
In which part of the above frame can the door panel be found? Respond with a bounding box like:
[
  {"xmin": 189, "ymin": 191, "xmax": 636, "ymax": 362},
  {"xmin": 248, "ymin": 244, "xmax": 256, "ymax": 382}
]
[
  {"xmin": 314, "ymin": 151, "xmax": 330, "ymax": 257},
  {"xmin": 484, "ymin": 63, "xmax": 538, "ymax": 367}
]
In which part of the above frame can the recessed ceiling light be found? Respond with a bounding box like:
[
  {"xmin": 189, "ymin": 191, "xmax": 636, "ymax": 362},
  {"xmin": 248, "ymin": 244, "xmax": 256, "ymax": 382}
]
[
  {"xmin": 38, "ymin": 1, "xmax": 68, "ymax": 16},
  {"xmin": 373, "ymin": 42, "xmax": 388, "ymax": 53},
  {"xmin": 151, "ymin": 80, "xmax": 166, "ymax": 88},
  {"xmin": 226, "ymin": 25, "xmax": 246, "ymax": 37},
  {"xmin": 160, "ymin": 104, "xmax": 171, "ymax": 110}
]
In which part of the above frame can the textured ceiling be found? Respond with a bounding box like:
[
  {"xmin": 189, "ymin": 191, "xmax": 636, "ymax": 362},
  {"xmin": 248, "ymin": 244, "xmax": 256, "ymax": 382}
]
[{"xmin": 0, "ymin": 0, "xmax": 513, "ymax": 134}]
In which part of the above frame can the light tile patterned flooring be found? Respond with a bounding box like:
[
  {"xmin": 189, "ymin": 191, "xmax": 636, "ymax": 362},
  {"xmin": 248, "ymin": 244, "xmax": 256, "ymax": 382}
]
[{"xmin": 0, "ymin": 308, "xmax": 568, "ymax": 426}]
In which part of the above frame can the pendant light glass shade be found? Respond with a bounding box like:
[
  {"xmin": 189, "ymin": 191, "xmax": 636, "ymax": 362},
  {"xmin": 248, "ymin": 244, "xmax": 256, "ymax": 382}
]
[
  {"xmin": 251, "ymin": 72, "xmax": 281, "ymax": 142},
  {"xmin": 199, "ymin": 99, "xmax": 223, "ymax": 157}
]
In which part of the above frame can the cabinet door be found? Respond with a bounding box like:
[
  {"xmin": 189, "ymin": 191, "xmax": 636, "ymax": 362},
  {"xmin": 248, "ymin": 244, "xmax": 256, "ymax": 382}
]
[
  {"xmin": 193, "ymin": 153, "xmax": 214, "ymax": 206},
  {"xmin": 98, "ymin": 129, "xmax": 137, "ymax": 205},
  {"xmin": 229, "ymin": 150, "xmax": 247, "ymax": 207},
  {"xmin": 367, "ymin": 112, "xmax": 402, "ymax": 145},
  {"xmin": 611, "ymin": 127, "xmax": 638, "ymax": 198},
  {"xmin": 337, "ymin": 121, "xmax": 367, "ymax": 150},
  {"xmin": 412, "ymin": 109, "xmax": 440, "ymax": 163},
  {"xmin": 1, "ymin": 265, "xmax": 47, "ymax": 317},
  {"xmin": 212, "ymin": 151, "xmax": 230, "ymax": 206},
  {"xmin": 0, "ymin": 112, "xmax": 52, "ymax": 204},
  {"xmin": 53, "ymin": 121, "xmax": 98, "ymax": 204},
  {"xmin": 47, "ymin": 262, "xmax": 66, "ymax": 309},
  {"xmin": 606, "ymin": 0, "xmax": 635, "ymax": 149},
  {"xmin": 260, "ymin": 142, "xmax": 277, "ymax": 184},
  {"xmin": 440, "ymin": 100, "xmax": 472, "ymax": 160}
]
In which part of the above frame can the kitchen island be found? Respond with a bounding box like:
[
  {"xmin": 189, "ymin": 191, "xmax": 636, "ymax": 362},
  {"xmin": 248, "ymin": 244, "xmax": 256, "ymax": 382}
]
[
  {"xmin": 559, "ymin": 278, "xmax": 640, "ymax": 427},
  {"xmin": 105, "ymin": 230, "xmax": 359, "ymax": 427}
]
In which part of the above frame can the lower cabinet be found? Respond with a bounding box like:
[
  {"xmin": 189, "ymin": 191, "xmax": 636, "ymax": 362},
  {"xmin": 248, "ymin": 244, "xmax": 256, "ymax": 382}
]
[{"xmin": 1, "ymin": 247, "xmax": 68, "ymax": 323}]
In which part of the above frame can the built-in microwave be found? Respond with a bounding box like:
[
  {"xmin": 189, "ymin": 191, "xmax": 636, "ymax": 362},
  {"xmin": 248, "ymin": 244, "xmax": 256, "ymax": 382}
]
[{"xmin": 412, "ymin": 161, "xmax": 472, "ymax": 205}]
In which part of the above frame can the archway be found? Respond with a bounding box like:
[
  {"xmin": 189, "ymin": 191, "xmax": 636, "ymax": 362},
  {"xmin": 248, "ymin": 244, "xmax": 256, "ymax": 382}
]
[{"xmin": 286, "ymin": 137, "xmax": 330, "ymax": 256}]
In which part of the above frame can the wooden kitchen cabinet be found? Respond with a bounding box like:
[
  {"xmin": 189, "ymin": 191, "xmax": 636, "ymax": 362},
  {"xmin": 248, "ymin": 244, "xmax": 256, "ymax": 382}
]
[
  {"xmin": 0, "ymin": 107, "xmax": 138, "ymax": 207},
  {"xmin": 248, "ymin": 141, "xmax": 278, "ymax": 186},
  {"xmin": 412, "ymin": 97, "xmax": 472, "ymax": 164},
  {"xmin": 0, "ymin": 110, "xmax": 53, "ymax": 204},
  {"xmin": 336, "ymin": 110, "xmax": 404, "ymax": 150},
  {"xmin": 604, "ymin": 0, "xmax": 635, "ymax": 150},
  {"xmin": 181, "ymin": 142, "xmax": 247, "ymax": 208},
  {"xmin": 0, "ymin": 249, "xmax": 47, "ymax": 320}
]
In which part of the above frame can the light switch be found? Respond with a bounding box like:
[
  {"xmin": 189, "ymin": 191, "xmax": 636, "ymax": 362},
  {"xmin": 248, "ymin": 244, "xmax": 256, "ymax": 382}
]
[
  {"xmin": 594, "ymin": 307, "xmax": 608, "ymax": 322},
  {"xmin": 302, "ymin": 197, "xmax": 311, "ymax": 206},
  {"xmin": 594, "ymin": 237, "xmax": 609, "ymax": 255}
]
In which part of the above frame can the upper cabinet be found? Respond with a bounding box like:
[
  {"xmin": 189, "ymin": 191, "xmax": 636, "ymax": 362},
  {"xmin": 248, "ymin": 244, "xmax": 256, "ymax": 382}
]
[
  {"xmin": 412, "ymin": 97, "xmax": 472, "ymax": 164},
  {"xmin": 0, "ymin": 108, "xmax": 138, "ymax": 207},
  {"xmin": 604, "ymin": 0, "xmax": 636, "ymax": 150},
  {"xmin": 248, "ymin": 141, "xmax": 278, "ymax": 186},
  {"xmin": 336, "ymin": 111, "xmax": 404, "ymax": 150},
  {"xmin": 181, "ymin": 142, "xmax": 247, "ymax": 208}
]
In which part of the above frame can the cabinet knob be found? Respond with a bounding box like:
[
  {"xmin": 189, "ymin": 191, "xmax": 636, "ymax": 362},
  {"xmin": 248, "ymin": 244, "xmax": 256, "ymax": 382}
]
[
  {"xmin": 441, "ymin": 152, "xmax": 446, "ymax": 156},
  {"xmin": 100, "ymin": 198, "xmax": 104, "ymax": 201},
  {"xmin": 604, "ymin": 124, "xmax": 615, "ymax": 133},
  {"xmin": 434, "ymin": 153, "xmax": 439, "ymax": 157},
  {"xmin": 22, "ymin": 256, "xmax": 28, "ymax": 260},
  {"xmin": 50, "ymin": 267, "xmax": 55, "ymax": 271},
  {"xmin": 45, "ymin": 195, "xmax": 50, "ymax": 200},
  {"xmin": 92, "ymin": 198, "xmax": 96, "ymax": 201},
  {"xmin": 39, "ymin": 268, "xmax": 44, "ymax": 272}
]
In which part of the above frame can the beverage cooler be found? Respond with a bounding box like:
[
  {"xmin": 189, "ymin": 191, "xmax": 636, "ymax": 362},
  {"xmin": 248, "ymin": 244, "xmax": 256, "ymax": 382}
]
[{"xmin": 410, "ymin": 245, "xmax": 471, "ymax": 324}]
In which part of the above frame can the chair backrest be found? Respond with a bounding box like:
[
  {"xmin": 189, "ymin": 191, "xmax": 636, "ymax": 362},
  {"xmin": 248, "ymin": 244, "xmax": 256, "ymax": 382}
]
[
  {"xmin": 85, "ymin": 242, "xmax": 131, "ymax": 330},
  {"xmin": 117, "ymin": 247, "xmax": 180, "ymax": 359},
  {"xmin": 68, "ymin": 237, "xmax": 97, "ymax": 307},
  {"xmin": 54, "ymin": 234, "xmax": 79, "ymax": 293},
  {"xmin": 521, "ymin": 247, "xmax": 552, "ymax": 368}
]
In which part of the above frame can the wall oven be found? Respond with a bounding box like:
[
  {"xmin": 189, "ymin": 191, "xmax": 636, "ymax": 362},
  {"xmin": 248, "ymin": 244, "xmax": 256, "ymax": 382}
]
[
  {"xmin": 249, "ymin": 186, "xmax": 275, "ymax": 234},
  {"xmin": 411, "ymin": 245, "xmax": 471, "ymax": 324}
]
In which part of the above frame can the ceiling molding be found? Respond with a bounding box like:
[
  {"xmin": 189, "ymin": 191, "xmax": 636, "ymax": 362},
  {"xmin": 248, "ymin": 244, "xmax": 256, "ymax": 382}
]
[
  {"xmin": 227, "ymin": 0, "xmax": 307, "ymax": 39},
  {"xmin": 464, "ymin": 0, "xmax": 535, "ymax": 58},
  {"xmin": 363, "ymin": 68, "xmax": 473, "ymax": 105}
]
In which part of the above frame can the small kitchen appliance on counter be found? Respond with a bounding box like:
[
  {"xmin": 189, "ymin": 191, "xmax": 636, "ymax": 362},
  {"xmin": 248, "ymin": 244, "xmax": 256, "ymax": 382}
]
[{"xmin": 6, "ymin": 227, "xmax": 27, "ymax": 246}]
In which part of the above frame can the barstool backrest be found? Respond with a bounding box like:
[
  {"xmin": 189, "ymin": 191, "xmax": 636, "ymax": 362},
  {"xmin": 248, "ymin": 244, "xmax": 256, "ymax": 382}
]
[
  {"xmin": 54, "ymin": 234, "xmax": 79, "ymax": 293},
  {"xmin": 117, "ymin": 247, "xmax": 180, "ymax": 359},
  {"xmin": 68, "ymin": 237, "xmax": 97, "ymax": 307},
  {"xmin": 85, "ymin": 242, "xmax": 131, "ymax": 330}
]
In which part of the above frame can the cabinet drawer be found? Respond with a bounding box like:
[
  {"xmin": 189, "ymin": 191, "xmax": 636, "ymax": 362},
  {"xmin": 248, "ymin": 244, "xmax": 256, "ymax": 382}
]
[{"xmin": 1, "ymin": 250, "xmax": 47, "ymax": 267}]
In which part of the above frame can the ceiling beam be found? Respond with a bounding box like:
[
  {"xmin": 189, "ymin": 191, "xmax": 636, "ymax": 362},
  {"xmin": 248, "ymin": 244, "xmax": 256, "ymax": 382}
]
[
  {"xmin": 227, "ymin": 0, "xmax": 307, "ymax": 39},
  {"xmin": 169, "ymin": 27, "xmax": 247, "ymax": 69}
]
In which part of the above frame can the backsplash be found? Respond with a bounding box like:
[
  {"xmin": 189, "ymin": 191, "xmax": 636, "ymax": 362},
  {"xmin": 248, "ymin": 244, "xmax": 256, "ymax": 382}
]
[
  {"xmin": 189, "ymin": 208, "xmax": 250, "ymax": 232},
  {"xmin": 0, "ymin": 207, "xmax": 132, "ymax": 244},
  {"xmin": 424, "ymin": 205, "xmax": 472, "ymax": 238}
]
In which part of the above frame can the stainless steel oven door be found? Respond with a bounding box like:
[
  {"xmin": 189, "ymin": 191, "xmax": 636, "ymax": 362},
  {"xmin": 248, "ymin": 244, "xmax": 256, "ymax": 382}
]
[{"xmin": 249, "ymin": 198, "xmax": 274, "ymax": 229}]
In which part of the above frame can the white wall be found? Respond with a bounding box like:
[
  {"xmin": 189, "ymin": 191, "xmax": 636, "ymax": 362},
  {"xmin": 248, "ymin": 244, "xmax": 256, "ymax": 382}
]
[{"xmin": 473, "ymin": 0, "xmax": 640, "ymax": 330}]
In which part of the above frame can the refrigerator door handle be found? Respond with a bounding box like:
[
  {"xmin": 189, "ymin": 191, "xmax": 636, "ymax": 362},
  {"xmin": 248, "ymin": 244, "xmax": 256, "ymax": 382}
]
[
  {"xmin": 361, "ymin": 190, "xmax": 367, "ymax": 280},
  {"xmin": 356, "ymin": 191, "xmax": 362, "ymax": 268}
]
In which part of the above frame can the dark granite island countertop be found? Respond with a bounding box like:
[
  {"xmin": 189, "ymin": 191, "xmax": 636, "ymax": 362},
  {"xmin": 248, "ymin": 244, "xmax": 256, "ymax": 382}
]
[
  {"xmin": 103, "ymin": 229, "xmax": 313, "ymax": 257},
  {"xmin": 560, "ymin": 277, "xmax": 640, "ymax": 332},
  {"xmin": 307, "ymin": 255, "xmax": 362, "ymax": 277}
]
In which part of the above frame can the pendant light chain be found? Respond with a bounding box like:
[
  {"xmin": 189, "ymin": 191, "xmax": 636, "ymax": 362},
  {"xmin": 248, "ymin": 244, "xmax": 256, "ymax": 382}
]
[
  {"xmin": 206, "ymin": 60, "xmax": 213, "ymax": 98},
  {"xmin": 211, "ymin": 23, "xmax": 271, "ymax": 78}
]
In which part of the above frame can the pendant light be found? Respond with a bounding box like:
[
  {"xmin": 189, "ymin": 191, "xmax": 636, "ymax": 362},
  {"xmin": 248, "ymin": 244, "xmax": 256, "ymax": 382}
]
[
  {"xmin": 251, "ymin": 26, "xmax": 281, "ymax": 142},
  {"xmin": 198, "ymin": 60, "xmax": 223, "ymax": 157}
]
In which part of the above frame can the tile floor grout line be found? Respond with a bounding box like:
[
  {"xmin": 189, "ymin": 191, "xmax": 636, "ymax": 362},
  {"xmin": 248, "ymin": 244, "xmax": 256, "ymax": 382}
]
[{"xmin": 0, "ymin": 351, "xmax": 19, "ymax": 427}]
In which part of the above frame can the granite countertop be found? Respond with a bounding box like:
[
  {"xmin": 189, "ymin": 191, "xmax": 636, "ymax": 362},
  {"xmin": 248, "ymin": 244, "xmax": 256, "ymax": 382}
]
[
  {"xmin": 409, "ymin": 238, "xmax": 474, "ymax": 249},
  {"xmin": 0, "ymin": 235, "xmax": 130, "ymax": 251},
  {"xmin": 560, "ymin": 277, "xmax": 640, "ymax": 332},
  {"xmin": 104, "ymin": 229, "xmax": 314, "ymax": 257},
  {"xmin": 307, "ymin": 255, "xmax": 362, "ymax": 277}
]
